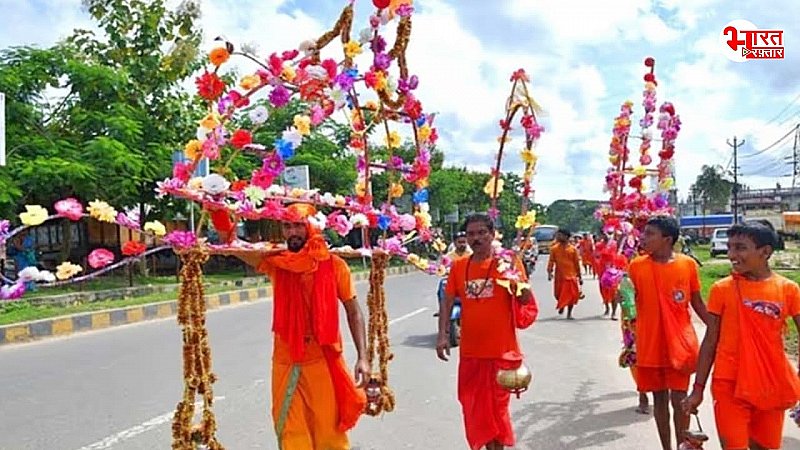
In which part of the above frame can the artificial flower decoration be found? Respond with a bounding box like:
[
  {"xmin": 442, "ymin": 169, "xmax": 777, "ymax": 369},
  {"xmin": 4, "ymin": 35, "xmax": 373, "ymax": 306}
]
[
  {"xmin": 143, "ymin": 221, "xmax": 167, "ymax": 237},
  {"xmin": 56, "ymin": 261, "xmax": 83, "ymax": 280},
  {"xmin": 121, "ymin": 241, "xmax": 147, "ymax": 257},
  {"xmin": 484, "ymin": 176, "xmax": 504, "ymax": 198},
  {"xmin": 19, "ymin": 205, "xmax": 49, "ymax": 226},
  {"xmin": 515, "ymin": 211, "xmax": 537, "ymax": 230},
  {"xmin": 54, "ymin": 198, "xmax": 84, "ymax": 221},
  {"xmin": 209, "ymin": 47, "xmax": 230, "ymax": 67},
  {"xmin": 88, "ymin": 200, "xmax": 117, "ymax": 223},
  {"xmin": 162, "ymin": 231, "xmax": 198, "ymax": 250},
  {"xmin": 88, "ymin": 249, "xmax": 115, "ymax": 269}
]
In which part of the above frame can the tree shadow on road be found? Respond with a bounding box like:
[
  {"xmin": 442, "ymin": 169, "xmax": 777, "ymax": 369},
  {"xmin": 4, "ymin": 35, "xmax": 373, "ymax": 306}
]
[
  {"xmin": 401, "ymin": 333, "xmax": 438, "ymax": 348},
  {"xmin": 513, "ymin": 380, "xmax": 651, "ymax": 449}
]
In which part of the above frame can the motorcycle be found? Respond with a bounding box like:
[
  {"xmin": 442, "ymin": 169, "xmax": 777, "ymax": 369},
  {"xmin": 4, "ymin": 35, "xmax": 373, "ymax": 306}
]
[
  {"xmin": 436, "ymin": 276, "xmax": 461, "ymax": 347},
  {"xmin": 522, "ymin": 248, "xmax": 538, "ymax": 276}
]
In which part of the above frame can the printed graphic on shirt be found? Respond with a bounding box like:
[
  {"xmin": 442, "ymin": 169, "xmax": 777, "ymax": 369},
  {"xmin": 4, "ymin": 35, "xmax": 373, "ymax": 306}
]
[
  {"xmin": 743, "ymin": 299, "xmax": 782, "ymax": 319},
  {"xmin": 673, "ymin": 289, "xmax": 686, "ymax": 302},
  {"xmin": 465, "ymin": 279, "xmax": 495, "ymax": 300}
]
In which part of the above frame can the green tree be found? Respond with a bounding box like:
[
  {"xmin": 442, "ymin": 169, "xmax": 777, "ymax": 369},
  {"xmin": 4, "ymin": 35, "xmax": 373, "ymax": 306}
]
[
  {"xmin": 542, "ymin": 199, "xmax": 601, "ymax": 233},
  {"xmin": 690, "ymin": 165, "xmax": 732, "ymax": 214}
]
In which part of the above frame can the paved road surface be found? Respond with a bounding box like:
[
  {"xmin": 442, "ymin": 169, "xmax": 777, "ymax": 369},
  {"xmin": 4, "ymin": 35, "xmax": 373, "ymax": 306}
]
[{"xmin": 2, "ymin": 257, "xmax": 800, "ymax": 449}]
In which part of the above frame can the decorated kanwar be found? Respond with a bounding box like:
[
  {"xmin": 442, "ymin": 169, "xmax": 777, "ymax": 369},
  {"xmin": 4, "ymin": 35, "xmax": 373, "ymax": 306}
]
[{"xmin": 683, "ymin": 220, "xmax": 800, "ymax": 449}]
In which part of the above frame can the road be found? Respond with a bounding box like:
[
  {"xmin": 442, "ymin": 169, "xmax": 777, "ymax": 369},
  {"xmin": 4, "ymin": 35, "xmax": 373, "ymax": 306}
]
[{"xmin": 2, "ymin": 257, "xmax": 800, "ymax": 449}]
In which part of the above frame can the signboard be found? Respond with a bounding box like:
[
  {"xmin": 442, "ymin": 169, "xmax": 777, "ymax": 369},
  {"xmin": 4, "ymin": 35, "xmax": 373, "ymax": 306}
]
[
  {"xmin": 283, "ymin": 165, "xmax": 310, "ymax": 190},
  {"xmin": 0, "ymin": 92, "xmax": 5, "ymax": 166},
  {"xmin": 444, "ymin": 205, "xmax": 459, "ymax": 224}
]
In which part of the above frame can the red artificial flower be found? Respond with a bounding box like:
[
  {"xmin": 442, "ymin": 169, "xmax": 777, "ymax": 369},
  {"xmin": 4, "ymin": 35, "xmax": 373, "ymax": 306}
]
[
  {"xmin": 268, "ymin": 53, "xmax": 283, "ymax": 77},
  {"xmin": 231, "ymin": 180, "xmax": 249, "ymax": 192},
  {"xmin": 349, "ymin": 135, "xmax": 365, "ymax": 150},
  {"xmin": 644, "ymin": 73, "xmax": 657, "ymax": 84},
  {"xmin": 644, "ymin": 57, "xmax": 655, "ymax": 67},
  {"xmin": 364, "ymin": 71, "xmax": 379, "ymax": 89},
  {"xmin": 195, "ymin": 72, "xmax": 226, "ymax": 101},
  {"xmin": 510, "ymin": 68, "xmax": 528, "ymax": 82},
  {"xmin": 499, "ymin": 119, "xmax": 511, "ymax": 131},
  {"xmin": 367, "ymin": 212, "xmax": 379, "ymax": 228},
  {"xmin": 230, "ymin": 130, "xmax": 253, "ymax": 149},
  {"xmin": 282, "ymin": 49, "xmax": 299, "ymax": 61},
  {"xmin": 404, "ymin": 97, "xmax": 422, "ymax": 120},
  {"xmin": 299, "ymin": 79, "xmax": 326, "ymax": 101},
  {"xmin": 629, "ymin": 177, "xmax": 643, "ymax": 190},
  {"xmin": 121, "ymin": 241, "xmax": 147, "ymax": 257},
  {"xmin": 373, "ymin": 0, "xmax": 391, "ymax": 8},
  {"xmin": 227, "ymin": 90, "xmax": 250, "ymax": 108},
  {"xmin": 321, "ymin": 59, "xmax": 338, "ymax": 79}
]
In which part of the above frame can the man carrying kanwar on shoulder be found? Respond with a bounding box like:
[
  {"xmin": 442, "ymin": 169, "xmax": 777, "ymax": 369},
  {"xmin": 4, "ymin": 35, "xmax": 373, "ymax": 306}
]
[
  {"xmin": 547, "ymin": 228, "xmax": 583, "ymax": 320},
  {"xmin": 211, "ymin": 203, "xmax": 368, "ymax": 450},
  {"xmin": 436, "ymin": 213, "xmax": 538, "ymax": 450},
  {"xmin": 628, "ymin": 215, "xmax": 710, "ymax": 450},
  {"xmin": 683, "ymin": 220, "xmax": 800, "ymax": 450}
]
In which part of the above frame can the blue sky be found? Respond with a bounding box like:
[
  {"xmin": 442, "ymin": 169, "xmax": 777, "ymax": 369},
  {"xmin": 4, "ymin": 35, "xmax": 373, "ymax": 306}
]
[{"xmin": 1, "ymin": 0, "xmax": 798, "ymax": 204}]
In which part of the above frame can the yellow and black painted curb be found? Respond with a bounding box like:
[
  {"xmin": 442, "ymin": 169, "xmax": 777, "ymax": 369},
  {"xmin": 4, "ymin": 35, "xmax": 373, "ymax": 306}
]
[{"xmin": 0, "ymin": 265, "xmax": 414, "ymax": 346}]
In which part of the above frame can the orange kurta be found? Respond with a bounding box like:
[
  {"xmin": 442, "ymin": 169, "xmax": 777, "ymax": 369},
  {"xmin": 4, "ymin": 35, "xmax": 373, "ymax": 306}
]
[
  {"xmin": 548, "ymin": 243, "xmax": 581, "ymax": 310},
  {"xmin": 629, "ymin": 254, "xmax": 700, "ymax": 392},
  {"xmin": 707, "ymin": 274, "xmax": 800, "ymax": 448},
  {"xmin": 445, "ymin": 256, "xmax": 528, "ymax": 449},
  {"xmin": 579, "ymin": 239, "xmax": 594, "ymax": 267},
  {"xmin": 261, "ymin": 255, "xmax": 365, "ymax": 450}
]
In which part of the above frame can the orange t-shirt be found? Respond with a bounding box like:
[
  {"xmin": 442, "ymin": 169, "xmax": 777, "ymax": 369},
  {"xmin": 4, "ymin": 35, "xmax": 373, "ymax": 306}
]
[
  {"xmin": 444, "ymin": 256, "xmax": 524, "ymax": 359},
  {"xmin": 260, "ymin": 255, "xmax": 355, "ymax": 363},
  {"xmin": 547, "ymin": 243, "xmax": 580, "ymax": 279},
  {"xmin": 708, "ymin": 274, "xmax": 800, "ymax": 380},
  {"xmin": 629, "ymin": 253, "xmax": 701, "ymax": 368}
]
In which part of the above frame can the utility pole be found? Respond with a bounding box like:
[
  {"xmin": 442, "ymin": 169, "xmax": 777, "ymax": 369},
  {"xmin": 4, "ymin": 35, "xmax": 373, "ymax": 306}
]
[
  {"xmin": 786, "ymin": 125, "xmax": 800, "ymax": 211},
  {"xmin": 727, "ymin": 136, "xmax": 744, "ymax": 223}
]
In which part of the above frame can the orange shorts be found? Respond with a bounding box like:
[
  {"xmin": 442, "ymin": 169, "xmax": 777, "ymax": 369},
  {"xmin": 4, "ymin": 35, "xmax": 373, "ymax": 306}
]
[
  {"xmin": 712, "ymin": 379, "xmax": 785, "ymax": 449},
  {"xmin": 635, "ymin": 367, "xmax": 690, "ymax": 392}
]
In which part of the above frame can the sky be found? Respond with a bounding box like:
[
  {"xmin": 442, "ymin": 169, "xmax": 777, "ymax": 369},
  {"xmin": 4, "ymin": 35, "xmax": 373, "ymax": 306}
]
[{"xmin": 1, "ymin": 0, "xmax": 799, "ymax": 205}]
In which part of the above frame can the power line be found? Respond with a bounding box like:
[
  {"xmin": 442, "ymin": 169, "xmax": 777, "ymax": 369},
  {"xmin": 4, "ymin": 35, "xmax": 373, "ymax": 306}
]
[
  {"xmin": 744, "ymin": 93, "xmax": 800, "ymax": 136},
  {"xmin": 739, "ymin": 124, "xmax": 799, "ymax": 158}
]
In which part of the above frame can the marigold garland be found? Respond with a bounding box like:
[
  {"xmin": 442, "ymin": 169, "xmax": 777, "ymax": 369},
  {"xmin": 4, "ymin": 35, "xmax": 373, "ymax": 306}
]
[{"xmin": 364, "ymin": 253, "xmax": 395, "ymax": 415}]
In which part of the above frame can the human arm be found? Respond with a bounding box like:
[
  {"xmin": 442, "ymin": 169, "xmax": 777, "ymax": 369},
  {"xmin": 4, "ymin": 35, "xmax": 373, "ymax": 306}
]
[
  {"xmin": 690, "ymin": 291, "xmax": 711, "ymax": 325},
  {"xmin": 546, "ymin": 248, "xmax": 556, "ymax": 281},
  {"xmin": 573, "ymin": 249, "xmax": 582, "ymax": 284},
  {"xmin": 682, "ymin": 313, "xmax": 721, "ymax": 413},
  {"xmin": 210, "ymin": 209, "xmax": 265, "ymax": 269},
  {"xmin": 436, "ymin": 292, "xmax": 455, "ymax": 361},
  {"xmin": 793, "ymin": 314, "xmax": 800, "ymax": 375},
  {"xmin": 342, "ymin": 298, "xmax": 370, "ymax": 387}
]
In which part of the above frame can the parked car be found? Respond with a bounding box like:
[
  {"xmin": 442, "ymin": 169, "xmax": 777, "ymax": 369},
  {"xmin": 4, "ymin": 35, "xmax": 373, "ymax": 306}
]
[{"xmin": 710, "ymin": 228, "xmax": 728, "ymax": 257}]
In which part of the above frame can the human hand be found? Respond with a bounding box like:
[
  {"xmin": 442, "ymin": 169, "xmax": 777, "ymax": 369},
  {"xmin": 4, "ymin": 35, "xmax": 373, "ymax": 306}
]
[
  {"xmin": 436, "ymin": 334, "xmax": 450, "ymax": 361},
  {"xmin": 519, "ymin": 288, "xmax": 533, "ymax": 305},
  {"xmin": 579, "ymin": 278, "xmax": 584, "ymax": 286},
  {"xmin": 354, "ymin": 358, "xmax": 371, "ymax": 388},
  {"xmin": 547, "ymin": 273, "xmax": 553, "ymax": 282},
  {"xmin": 681, "ymin": 390, "xmax": 703, "ymax": 415}
]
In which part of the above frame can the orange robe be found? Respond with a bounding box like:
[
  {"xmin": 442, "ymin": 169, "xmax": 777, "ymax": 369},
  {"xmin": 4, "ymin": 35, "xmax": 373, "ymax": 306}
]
[
  {"xmin": 444, "ymin": 256, "xmax": 532, "ymax": 450},
  {"xmin": 260, "ymin": 247, "xmax": 365, "ymax": 449},
  {"xmin": 628, "ymin": 254, "xmax": 700, "ymax": 392},
  {"xmin": 579, "ymin": 239, "xmax": 594, "ymax": 268},
  {"xmin": 706, "ymin": 274, "xmax": 800, "ymax": 448},
  {"xmin": 547, "ymin": 243, "xmax": 581, "ymax": 310}
]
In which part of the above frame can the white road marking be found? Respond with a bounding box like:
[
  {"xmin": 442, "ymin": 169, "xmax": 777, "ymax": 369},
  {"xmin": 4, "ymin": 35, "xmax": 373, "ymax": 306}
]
[
  {"xmin": 76, "ymin": 396, "xmax": 225, "ymax": 450},
  {"xmin": 389, "ymin": 307, "xmax": 429, "ymax": 325}
]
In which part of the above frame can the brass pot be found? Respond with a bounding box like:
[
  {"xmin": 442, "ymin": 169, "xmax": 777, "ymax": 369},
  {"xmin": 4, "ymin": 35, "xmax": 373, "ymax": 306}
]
[{"xmin": 496, "ymin": 363, "xmax": 532, "ymax": 398}]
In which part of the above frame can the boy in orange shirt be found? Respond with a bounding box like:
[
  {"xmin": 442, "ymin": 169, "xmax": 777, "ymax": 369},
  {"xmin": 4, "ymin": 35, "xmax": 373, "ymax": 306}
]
[
  {"xmin": 683, "ymin": 220, "xmax": 800, "ymax": 449},
  {"xmin": 547, "ymin": 228, "xmax": 583, "ymax": 320},
  {"xmin": 437, "ymin": 213, "xmax": 537, "ymax": 450},
  {"xmin": 628, "ymin": 216, "xmax": 709, "ymax": 450}
]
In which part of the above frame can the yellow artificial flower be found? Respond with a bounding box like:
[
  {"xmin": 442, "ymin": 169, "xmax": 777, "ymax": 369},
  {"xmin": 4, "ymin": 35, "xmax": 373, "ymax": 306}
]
[
  {"xmin": 355, "ymin": 180, "xmax": 367, "ymax": 197},
  {"xmin": 88, "ymin": 200, "xmax": 117, "ymax": 223},
  {"xmin": 623, "ymin": 100, "xmax": 634, "ymax": 108},
  {"xmin": 515, "ymin": 211, "xmax": 537, "ymax": 230},
  {"xmin": 343, "ymin": 40, "xmax": 363, "ymax": 58},
  {"xmin": 386, "ymin": 131, "xmax": 401, "ymax": 149},
  {"xmin": 56, "ymin": 261, "xmax": 83, "ymax": 281},
  {"xmin": 415, "ymin": 179, "xmax": 429, "ymax": 189},
  {"xmin": 484, "ymin": 176, "xmax": 504, "ymax": 198},
  {"xmin": 281, "ymin": 64, "xmax": 296, "ymax": 82},
  {"xmin": 436, "ymin": 264, "xmax": 447, "ymax": 277},
  {"xmin": 389, "ymin": 182, "xmax": 404, "ymax": 199},
  {"xmin": 417, "ymin": 125, "xmax": 432, "ymax": 142},
  {"xmin": 415, "ymin": 211, "xmax": 431, "ymax": 228},
  {"xmin": 609, "ymin": 155, "xmax": 619, "ymax": 165},
  {"xmin": 290, "ymin": 188, "xmax": 305, "ymax": 198},
  {"xmin": 496, "ymin": 279, "xmax": 531, "ymax": 297},
  {"xmin": 19, "ymin": 205, "xmax": 49, "ymax": 226},
  {"xmin": 239, "ymin": 74, "xmax": 261, "ymax": 90},
  {"xmin": 432, "ymin": 239, "xmax": 447, "ymax": 253},
  {"xmin": 520, "ymin": 148, "xmax": 538, "ymax": 165},
  {"xmin": 406, "ymin": 253, "xmax": 420, "ymax": 264},
  {"xmin": 144, "ymin": 220, "xmax": 167, "ymax": 237},
  {"xmin": 293, "ymin": 115, "xmax": 312, "ymax": 136},
  {"xmin": 373, "ymin": 71, "xmax": 388, "ymax": 92},
  {"xmin": 633, "ymin": 166, "xmax": 647, "ymax": 177},
  {"xmin": 660, "ymin": 177, "xmax": 675, "ymax": 190},
  {"xmin": 416, "ymin": 259, "xmax": 429, "ymax": 271},
  {"xmin": 199, "ymin": 113, "xmax": 221, "ymax": 130},
  {"xmin": 184, "ymin": 139, "xmax": 202, "ymax": 160},
  {"xmin": 364, "ymin": 101, "xmax": 379, "ymax": 111},
  {"xmin": 188, "ymin": 177, "xmax": 204, "ymax": 190},
  {"xmin": 334, "ymin": 195, "xmax": 346, "ymax": 206}
]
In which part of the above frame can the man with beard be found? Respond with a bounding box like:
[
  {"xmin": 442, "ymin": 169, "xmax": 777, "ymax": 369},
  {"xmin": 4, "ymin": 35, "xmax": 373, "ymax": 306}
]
[
  {"xmin": 446, "ymin": 231, "xmax": 472, "ymax": 261},
  {"xmin": 436, "ymin": 213, "xmax": 537, "ymax": 450},
  {"xmin": 211, "ymin": 203, "xmax": 368, "ymax": 450}
]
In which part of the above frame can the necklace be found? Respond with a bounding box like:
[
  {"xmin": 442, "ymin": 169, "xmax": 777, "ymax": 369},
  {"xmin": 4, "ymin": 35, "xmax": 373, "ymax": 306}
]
[{"xmin": 465, "ymin": 256, "xmax": 496, "ymax": 299}]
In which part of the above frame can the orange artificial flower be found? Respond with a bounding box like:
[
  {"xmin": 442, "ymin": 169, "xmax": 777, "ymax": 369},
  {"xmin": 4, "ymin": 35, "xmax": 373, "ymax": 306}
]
[{"xmin": 209, "ymin": 47, "xmax": 230, "ymax": 67}]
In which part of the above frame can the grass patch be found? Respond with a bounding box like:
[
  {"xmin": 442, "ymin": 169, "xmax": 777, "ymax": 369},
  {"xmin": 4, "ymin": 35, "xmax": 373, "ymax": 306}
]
[{"xmin": 0, "ymin": 261, "xmax": 386, "ymax": 326}]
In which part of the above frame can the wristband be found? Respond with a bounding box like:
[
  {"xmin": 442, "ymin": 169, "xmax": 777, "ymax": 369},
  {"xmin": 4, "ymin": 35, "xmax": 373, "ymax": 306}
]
[{"xmin": 693, "ymin": 381, "xmax": 705, "ymax": 391}]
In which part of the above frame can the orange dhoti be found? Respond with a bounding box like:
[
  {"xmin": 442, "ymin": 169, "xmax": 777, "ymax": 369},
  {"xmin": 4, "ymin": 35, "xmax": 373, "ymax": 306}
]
[
  {"xmin": 554, "ymin": 277, "xmax": 581, "ymax": 310},
  {"xmin": 712, "ymin": 379, "xmax": 785, "ymax": 449},
  {"xmin": 458, "ymin": 357, "xmax": 514, "ymax": 450},
  {"xmin": 272, "ymin": 338, "xmax": 365, "ymax": 450}
]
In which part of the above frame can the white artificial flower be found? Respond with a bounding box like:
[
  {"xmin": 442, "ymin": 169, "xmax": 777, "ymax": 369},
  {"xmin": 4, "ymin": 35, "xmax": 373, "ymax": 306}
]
[
  {"xmin": 38, "ymin": 270, "xmax": 56, "ymax": 283},
  {"xmin": 196, "ymin": 127, "xmax": 210, "ymax": 141},
  {"xmin": 266, "ymin": 185, "xmax": 285, "ymax": 196},
  {"xmin": 249, "ymin": 106, "xmax": 269, "ymax": 124},
  {"xmin": 202, "ymin": 174, "xmax": 231, "ymax": 195},
  {"xmin": 244, "ymin": 186, "xmax": 267, "ymax": 205},
  {"xmin": 320, "ymin": 192, "xmax": 336, "ymax": 206},
  {"xmin": 308, "ymin": 212, "xmax": 327, "ymax": 231},
  {"xmin": 358, "ymin": 28, "xmax": 372, "ymax": 44},
  {"xmin": 17, "ymin": 267, "xmax": 41, "ymax": 282},
  {"xmin": 299, "ymin": 39, "xmax": 316, "ymax": 56},
  {"xmin": 325, "ymin": 87, "xmax": 347, "ymax": 109},
  {"xmin": 281, "ymin": 127, "xmax": 303, "ymax": 149},
  {"xmin": 350, "ymin": 213, "xmax": 369, "ymax": 227},
  {"xmin": 305, "ymin": 65, "xmax": 328, "ymax": 80}
]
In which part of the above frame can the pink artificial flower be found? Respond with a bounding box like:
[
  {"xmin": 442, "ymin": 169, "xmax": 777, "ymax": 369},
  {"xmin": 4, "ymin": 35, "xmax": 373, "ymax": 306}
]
[
  {"xmin": 88, "ymin": 248, "xmax": 115, "ymax": 269},
  {"xmin": 173, "ymin": 162, "xmax": 193, "ymax": 182},
  {"xmin": 202, "ymin": 139, "xmax": 220, "ymax": 160},
  {"xmin": 162, "ymin": 231, "xmax": 197, "ymax": 250},
  {"xmin": 0, "ymin": 282, "xmax": 26, "ymax": 301},
  {"xmin": 54, "ymin": 198, "xmax": 84, "ymax": 221},
  {"xmin": 251, "ymin": 169, "xmax": 274, "ymax": 189},
  {"xmin": 327, "ymin": 212, "xmax": 353, "ymax": 236},
  {"xmin": 397, "ymin": 214, "xmax": 416, "ymax": 232},
  {"xmin": 116, "ymin": 212, "xmax": 140, "ymax": 230},
  {"xmin": 310, "ymin": 104, "xmax": 326, "ymax": 126}
]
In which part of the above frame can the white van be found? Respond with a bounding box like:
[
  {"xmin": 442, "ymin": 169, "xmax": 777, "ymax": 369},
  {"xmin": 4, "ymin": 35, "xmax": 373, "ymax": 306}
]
[{"xmin": 710, "ymin": 228, "xmax": 728, "ymax": 257}]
